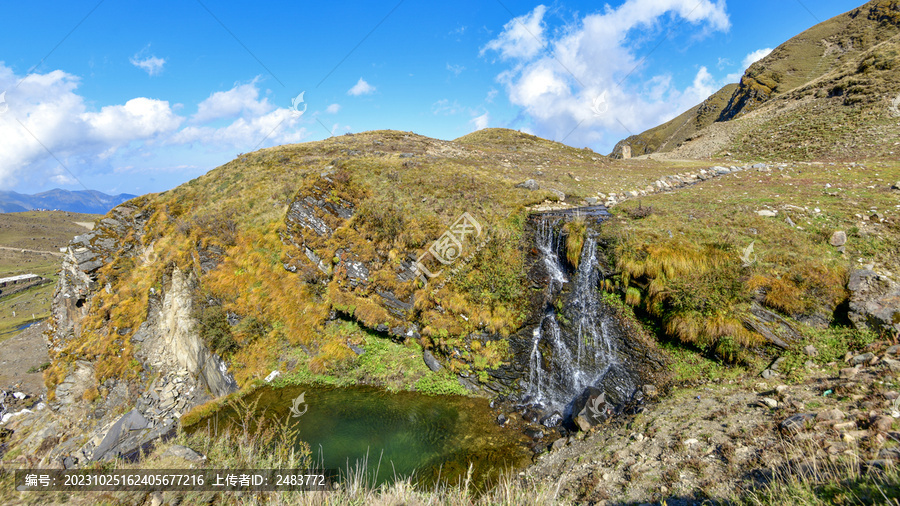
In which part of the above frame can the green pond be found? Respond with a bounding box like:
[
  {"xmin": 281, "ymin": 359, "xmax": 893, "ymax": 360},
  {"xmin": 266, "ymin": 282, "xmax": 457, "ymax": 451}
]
[{"xmin": 192, "ymin": 384, "xmax": 532, "ymax": 488}]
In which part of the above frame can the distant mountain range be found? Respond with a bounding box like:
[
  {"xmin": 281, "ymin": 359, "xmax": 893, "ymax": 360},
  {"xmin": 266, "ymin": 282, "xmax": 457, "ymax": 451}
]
[{"xmin": 0, "ymin": 189, "xmax": 138, "ymax": 214}]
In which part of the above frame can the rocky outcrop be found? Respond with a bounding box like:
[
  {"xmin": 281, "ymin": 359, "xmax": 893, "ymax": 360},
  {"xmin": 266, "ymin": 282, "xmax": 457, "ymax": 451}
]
[
  {"xmin": 848, "ymin": 269, "xmax": 900, "ymax": 336},
  {"xmin": 38, "ymin": 202, "xmax": 239, "ymax": 465}
]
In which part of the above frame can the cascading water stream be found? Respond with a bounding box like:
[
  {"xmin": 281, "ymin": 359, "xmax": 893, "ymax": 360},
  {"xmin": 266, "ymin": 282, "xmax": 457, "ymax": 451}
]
[{"xmin": 524, "ymin": 214, "xmax": 634, "ymax": 420}]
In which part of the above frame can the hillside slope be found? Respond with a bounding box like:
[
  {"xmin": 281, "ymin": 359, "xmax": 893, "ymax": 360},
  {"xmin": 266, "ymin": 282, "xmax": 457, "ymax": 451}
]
[{"xmin": 616, "ymin": 0, "xmax": 900, "ymax": 160}]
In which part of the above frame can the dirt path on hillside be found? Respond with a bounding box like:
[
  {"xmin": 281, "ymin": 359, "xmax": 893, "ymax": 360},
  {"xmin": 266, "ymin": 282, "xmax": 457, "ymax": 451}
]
[{"xmin": 0, "ymin": 246, "xmax": 62, "ymax": 257}]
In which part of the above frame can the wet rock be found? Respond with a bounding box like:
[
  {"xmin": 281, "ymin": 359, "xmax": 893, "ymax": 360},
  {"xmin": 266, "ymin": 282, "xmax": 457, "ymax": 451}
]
[
  {"xmin": 524, "ymin": 428, "xmax": 545, "ymax": 440},
  {"xmin": 541, "ymin": 412, "xmax": 563, "ymax": 428},
  {"xmin": 573, "ymin": 388, "xmax": 608, "ymax": 431}
]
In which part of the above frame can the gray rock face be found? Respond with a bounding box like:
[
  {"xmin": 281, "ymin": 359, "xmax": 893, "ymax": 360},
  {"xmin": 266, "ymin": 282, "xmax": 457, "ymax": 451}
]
[
  {"xmin": 423, "ymin": 350, "xmax": 442, "ymax": 372},
  {"xmin": 90, "ymin": 409, "xmax": 149, "ymax": 461},
  {"xmin": 848, "ymin": 269, "xmax": 900, "ymax": 335}
]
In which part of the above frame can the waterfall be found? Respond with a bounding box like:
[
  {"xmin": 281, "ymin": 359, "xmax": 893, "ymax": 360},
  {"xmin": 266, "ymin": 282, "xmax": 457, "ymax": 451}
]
[{"xmin": 523, "ymin": 214, "xmax": 635, "ymax": 419}]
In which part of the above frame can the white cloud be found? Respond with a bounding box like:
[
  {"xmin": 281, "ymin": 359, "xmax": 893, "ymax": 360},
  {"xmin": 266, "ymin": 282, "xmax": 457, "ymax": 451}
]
[
  {"xmin": 481, "ymin": 1, "xmax": 731, "ymax": 150},
  {"xmin": 0, "ymin": 65, "xmax": 182, "ymax": 188},
  {"xmin": 480, "ymin": 5, "xmax": 547, "ymax": 61},
  {"xmin": 742, "ymin": 47, "xmax": 773, "ymax": 69},
  {"xmin": 0, "ymin": 65, "xmax": 308, "ymax": 189},
  {"xmin": 447, "ymin": 63, "xmax": 465, "ymax": 76},
  {"xmin": 49, "ymin": 173, "xmax": 77, "ymax": 185},
  {"xmin": 130, "ymin": 55, "xmax": 166, "ymax": 76},
  {"xmin": 325, "ymin": 103, "xmax": 341, "ymax": 114},
  {"xmin": 725, "ymin": 47, "xmax": 775, "ymax": 82},
  {"xmin": 471, "ymin": 112, "xmax": 490, "ymax": 131},
  {"xmin": 192, "ymin": 81, "xmax": 271, "ymax": 123},
  {"xmin": 347, "ymin": 78, "xmax": 375, "ymax": 96}
]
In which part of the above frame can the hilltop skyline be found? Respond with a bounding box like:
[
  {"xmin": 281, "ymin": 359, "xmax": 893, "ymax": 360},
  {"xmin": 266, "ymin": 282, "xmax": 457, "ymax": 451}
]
[{"xmin": 0, "ymin": 0, "xmax": 864, "ymax": 196}]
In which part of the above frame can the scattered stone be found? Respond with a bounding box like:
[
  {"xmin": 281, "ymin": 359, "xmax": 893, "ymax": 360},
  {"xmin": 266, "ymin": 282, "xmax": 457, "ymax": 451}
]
[
  {"xmin": 830, "ymin": 231, "xmax": 848, "ymax": 247},
  {"xmin": 834, "ymin": 421, "xmax": 857, "ymax": 431},
  {"xmin": 761, "ymin": 369, "xmax": 776, "ymax": 379},
  {"xmin": 887, "ymin": 345, "xmax": 900, "ymax": 355},
  {"xmin": 161, "ymin": 444, "xmax": 206, "ymax": 463},
  {"xmin": 757, "ymin": 210, "xmax": 778, "ymax": 217},
  {"xmin": 871, "ymin": 415, "xmax": 894, "ymax": 433},
  {"xmin": 516, "ymin": 179, "xmax": 540, "ymax": 191},
  {"xmin": 642, "ymin": 384, "xmax": 658, "ymax": 397},
  {"xmin": 264, "ymin": 370, "xmax": 280, "ymax": 382},
  {"xmin": 781, "ymin": 413, "xmax": 817, "ymax": 432},
  {"xmin": 683, "ymin": 438, "xmax": 700, "ymax": 446},
  {"xmin": 552, "ymin": 438, "xmax": 567, "ymax": 451},
  {"xmin": 850, "ymin": 353, "xmax": 875, "ymax": 366},
  {"xmin": 817, "ymin": 409, "xmax": 845, "ymax": 422},
  {"xmin": 804, "ymin": 345, "xmax": 819, "ymax": 357},
  {"xmin": 497, "ymin": 414, "xmax": 508, "ymax": 426},
  {"xmin": 840, "ymin": 367, "xmax": 860, "ymax": 379},
  {"xmin": 892, "ymin": 181, "xmax": 900, "ymax": 190},
  {"xmin": 761, "ymin": 397, "xmax": 778, "ymax": 408}
]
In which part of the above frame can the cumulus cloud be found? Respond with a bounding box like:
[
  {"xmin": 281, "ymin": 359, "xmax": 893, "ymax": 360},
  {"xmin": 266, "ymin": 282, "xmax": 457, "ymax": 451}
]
[
  {"xmin": 347, "ymin": 78, "xmax": 375, "ymax": 96},
  {"xmin": 480, "ymin": 5, "xmax": 548, "ymax": 61},
  {"xmin": 325, "ymin": 103, "xmax": 341, "ymax": 114},
  {"xmin": 481, "ymin": 1, "xmax": 732, "ymax": 150},
  {"xmin": 0, "ymin": 64, "xmax": 308, "ymax": 189},
  {"xmin": 192, "ymin": 81, "xmax": 271, "ymax": 123},
  {"xmin": 130, "ymin": 54, "xmax": 166, "ymax": 76}
]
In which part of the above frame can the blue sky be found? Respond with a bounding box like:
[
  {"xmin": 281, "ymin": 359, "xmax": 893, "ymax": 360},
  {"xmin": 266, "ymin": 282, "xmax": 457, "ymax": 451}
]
[{"xmin": 0, "ymin": 0, "xmax": 865, "ymax": 195}]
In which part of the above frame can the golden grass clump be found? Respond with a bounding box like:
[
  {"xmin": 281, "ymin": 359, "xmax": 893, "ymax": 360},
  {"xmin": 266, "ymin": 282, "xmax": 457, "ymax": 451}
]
[{"xmin": 564, "ymin": 217, "xmax": 587, "ymax": 269}]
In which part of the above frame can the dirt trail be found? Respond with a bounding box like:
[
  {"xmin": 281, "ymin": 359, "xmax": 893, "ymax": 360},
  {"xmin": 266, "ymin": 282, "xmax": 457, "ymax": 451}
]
[{"xmin": 0, "ymin": 246, "xmax": 62, "ymax": 257}]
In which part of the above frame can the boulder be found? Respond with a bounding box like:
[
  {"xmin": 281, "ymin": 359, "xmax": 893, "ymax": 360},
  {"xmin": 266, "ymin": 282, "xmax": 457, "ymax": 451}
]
[
  {"xmin": 757, "ymin": 210, "xmax": 778, "ymax": 217},
  {"xmin": 829, "ymin": 231, "xmax": 847, "ymax": 247},
  {"xmin": 573, "ymin": 388, "xmax": 608, "ymax": 431},
  {"xmin": 423, "ymin": 350, "xmax": 442, "ymax": 372}
]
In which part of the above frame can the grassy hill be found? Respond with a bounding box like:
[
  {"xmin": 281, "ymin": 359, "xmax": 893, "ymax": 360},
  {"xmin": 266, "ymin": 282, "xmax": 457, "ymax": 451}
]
[
  {"xmin": 616, "ymin": 0, "xmax": 900, "ymax": 160},
  {"xmin": 611, "ymin": 83, "xmax": 738, "ymax": 158}
]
